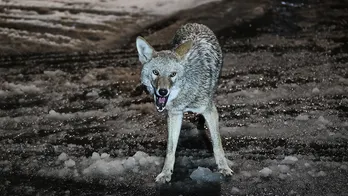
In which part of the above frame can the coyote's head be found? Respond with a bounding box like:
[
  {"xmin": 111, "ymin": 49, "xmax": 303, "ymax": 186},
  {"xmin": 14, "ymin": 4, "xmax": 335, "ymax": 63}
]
[{"xmin": 136, "ymin": 36, "xmax": 192, "ymax": 112}]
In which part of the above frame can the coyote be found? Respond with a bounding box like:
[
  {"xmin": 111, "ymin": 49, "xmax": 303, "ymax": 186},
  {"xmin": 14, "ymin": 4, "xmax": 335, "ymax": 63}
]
[{"xmin": 136, "ymin": 23, "xmax": 233, "ymax": 183}]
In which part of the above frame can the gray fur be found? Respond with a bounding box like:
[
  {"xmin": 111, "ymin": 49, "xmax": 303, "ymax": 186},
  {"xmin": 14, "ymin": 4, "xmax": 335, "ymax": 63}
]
[{"xmin": 136, "ymin": 23, "xmax": 233, "ymax": 183}]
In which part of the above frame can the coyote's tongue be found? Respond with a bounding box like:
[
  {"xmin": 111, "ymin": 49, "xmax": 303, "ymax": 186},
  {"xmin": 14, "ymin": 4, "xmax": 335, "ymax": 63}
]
[
  {"xmin": 158, "ymin": 97, "xmax": 166, "ymax": 104},
  {"xmin": 155, "ymin": 95, "xmax": 168, "ymax": 112}
]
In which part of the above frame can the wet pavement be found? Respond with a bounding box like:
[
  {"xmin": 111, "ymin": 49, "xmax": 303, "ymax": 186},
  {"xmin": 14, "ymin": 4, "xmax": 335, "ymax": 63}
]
[{"xmin": 0, "ymin": 0, "xmax": 348, "ymax": 195}]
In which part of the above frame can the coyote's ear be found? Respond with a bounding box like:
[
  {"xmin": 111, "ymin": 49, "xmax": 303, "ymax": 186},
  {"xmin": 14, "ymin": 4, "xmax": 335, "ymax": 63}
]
[
  {"xmin": 174, "ymin": 40, "xmax": 193, "ymax": 59},
  {"xmin": 136, "ymin": 36, "xmax": 155, "ymax": 64}
]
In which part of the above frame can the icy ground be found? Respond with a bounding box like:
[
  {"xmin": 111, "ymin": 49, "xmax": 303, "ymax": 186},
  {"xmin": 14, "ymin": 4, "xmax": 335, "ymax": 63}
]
[
  {"xmin": 1, "ymin": 0, "xmax": 348, "ymax": 195},
  {"xmin": 0, "ymin": 0, "xmax": 220, "ymax": 53}
]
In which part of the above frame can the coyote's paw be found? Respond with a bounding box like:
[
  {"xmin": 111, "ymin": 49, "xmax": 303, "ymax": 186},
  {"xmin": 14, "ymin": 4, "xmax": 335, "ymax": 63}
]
[
  {"xmin": 155, "ymin": 171, "xmax": 172, "ymax": 183},
  {"xmin": 219, "ymin": 167, "xmax": 234, "ymax": 177}
]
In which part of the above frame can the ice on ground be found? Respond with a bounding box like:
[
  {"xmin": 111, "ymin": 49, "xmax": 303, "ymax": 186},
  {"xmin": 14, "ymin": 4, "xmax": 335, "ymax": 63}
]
[
  {"xmin": 308, "ymin": 170, "xmax": 327, "ymax": 177},
  {"xmin": 317, "ymin": 171, "xmax": 327, "ymax": 177},
  {"xmin": 86, "ymin": 90, "xmax": 99, "ymax": 98},
  {"xmin": 44, "ymin": 151, "xmax": 163, "ymax": 180},
  {"xmin": 83, "ymin": 151, "xmax": 163, "ymax": 178},
  {"xmin": 0, "ymin": 89, "xmax": 8, "ymax": 97},
  {"xmin": 278, "ymin": 173, "xmax": 289, "ymax": 180},
  {"xmin": 317, "ymin": 116, "xmax": 330, "ymax": 125},
  {"xmin": 133, "ymin": 151, "xmax": 149, "ymax": 161},
  {"xmin": 47, "ymin": 110, "xmax": 75, "ymax": 121},
  {"xmin": 343, "ymin": 122, "xmax": 348, "ymax": 127},
  {"xmin": 278, "ymin": 165, "xmax": 290, "ymax": 173},
  {"xmin": 0, "ymin": 0, "xmax": 221, "ymax": 15},
  {"xmin": 64, "ymin": 159, "xmax": 76, "ymax": 168},
  {"xmin": 190, "ymin": 167, "xmax": 222, "ymax": 182},
  {"xmin": 100, "ymin": 153, "xmax": 110, "ymax": 159},
  {"xmin": 123, "ymin": 157, "xmax": 136, "ymax": 170},
  {"xmin": 231, "ymin": 187, "xmax": 241, "ymax": 194},
  {"xmin": 58, "ymin": 152, "xmax": 68, "ymax": 161},
  {"xmin": 2, "ymin": 82, "xmax": 41, "ymax": 95},
  {"xmin": 91, "ymin": 152, "xmax": 101, "ymax": 160},
  {"xmin": 44, "ymin": 70, "xmax": 66, "ymax": 77},
  {"xmin": 259, "ymin": 167, "xmax": 272, "ymax": 177},
  {"xmin": 281, "ymin": 156, "xmax": 299, "ymax": 165},
  {"xmin": 47, "ymin": 109, "xmax": 109, "ymax": 121},
  {"xmin": 83, "ymin": 159, "xmax": 125, "ymax": 176},
  {"xmin": 295, "ymin": 114, "xmax": 309, "ymax": 121},
  {"xmin": 340, "ymin": 165, "xmax": 348, "ymax": 170},
  {"xmin": 312, "ymin": 87, "xmax": 320, "ymax": 94},
  {"xmin": 240, "ymin": 171, "xmax": 252, "ymax": 178}
]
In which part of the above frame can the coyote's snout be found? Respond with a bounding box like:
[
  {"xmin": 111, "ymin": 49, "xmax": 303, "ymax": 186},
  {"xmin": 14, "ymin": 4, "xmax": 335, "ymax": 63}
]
[
  {"xmin": 136, "ymin": 23, "xmax": 233, "ymax": 183},
  {"xmin": 153, "ymin": 75, "xmax": 173, "ymax": 112}
]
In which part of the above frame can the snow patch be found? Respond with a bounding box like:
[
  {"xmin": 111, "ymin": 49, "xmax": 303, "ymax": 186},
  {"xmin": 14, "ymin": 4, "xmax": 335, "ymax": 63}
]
[
  {"xmin": 0, "ymin": 89, "xmax": 9, "ymax": 97},
  {"xmin": 0, "ymin": 0, "xmax": 222, "ymax": 15},
  {"xmin": 47, "ymin": 110, "xmax": 75, "ymax": 121},
  {"xmin": 86, "ymin": 90, "xmax": 99, "ymax": 98},
  {"xmin": 190, "ymin": 167, "xmax": 222, "ymax": 182},
  {"xmin": 64, "ymin": 159, "xmax": 76, "ymax": 168},
  {"xmin": 240, "ymin": 171, "xmax": 252, "ymax": 178},
  {"xmin": 83, "ymin": 151, "xmax": 163, "ymax": 178},
  {"xmin": 281, "ymin": 156, "xmax": 298, "ymax": 165},
  {"xmin": 231, "ymin": 187, "xmax": 241, "ymax": 194},
  {"xmin": 91, "ymin": 152, "xmax": 101, "ymax": 160},
  {"xmin": 312, "ymin": 87, "xmax": 320, "ymax": 94},
  {"xmin": 58, "ymin": 152, "xmax": 68, "ymax": 161},
  {"xmin": 308, "ymin": 170, "xmax": 327, "ymax": 177},
  {"xmin": 47, "ymin": 109, "xmax": 110, "ymax": 121},
  {"xmin": 0, "ymin": 27, "xmax": 82, "ymax": 48},
  {"xmin": 317, "ymin": 116, "xmax": 330, "ymax": 125},
  {"xmin": 259, "ymin": 167, "xmax": 272, "ymax": 177},
  {"xmin": 3, "ymin": 82, "xmax": 41, "ymax": 94},
  {"xmin": 278, "ymin": 164, "xmax": 290, "ymax": 173},
  {"xmin": 44, "ymin": 70, "xmax": 66, "ymax": 77},
  {"xmin": 45, "ymin": 151, "xmax": 164, "ymax": 180},
  {"xmin": 100, "ymin": 153, "xmax": 110, "ymax": 159},
  {"xmin": 295, "ymin": 114, "xmax": 309, "ymax": 121}
]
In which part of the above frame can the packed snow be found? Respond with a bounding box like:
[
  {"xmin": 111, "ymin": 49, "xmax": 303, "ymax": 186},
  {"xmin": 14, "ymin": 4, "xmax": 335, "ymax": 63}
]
[
  {"xmin": 281, "ymin": 156, "xmax": 299, "ymax": 165},
  {"xmin": 0, "ymin": 0, "xmax": 221, "ymax": 52},
  {"xmin": 0, "ymin": 0, "xmax": 222, "ymax": 15},
  {"xmin": 47, "ymin": 109, "xmax": 112, "ymax": 120},
  {"xmin": 295, "ymin": 114, "xmax": 309, "ymax": 121},
  {"xmin": 259, "ymin": 167, "xmax": 272, "ymax": 177},
  {"xmin": 189, "ymin": 167, "xmax": 222, "ymax": 182},
  {"xmin": 2, "ymin": 82, "xmax": 41, "ymax": 95},
  {"xmin": 41, "ymin": 151, "xmax": 164, "ymax": 180},
  {"xmin": 58, "ymin": 152, "xmax": 68, "ymax": 161}
]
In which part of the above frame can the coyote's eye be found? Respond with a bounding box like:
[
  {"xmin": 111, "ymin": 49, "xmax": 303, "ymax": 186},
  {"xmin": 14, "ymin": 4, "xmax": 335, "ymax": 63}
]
[
  {"xmin": 170, "ymin": 72, "xmax": 177, "ymax": 77},
  {"xmin": 152, "ymin": 70, "xmax": 159, "ymax": 75}
]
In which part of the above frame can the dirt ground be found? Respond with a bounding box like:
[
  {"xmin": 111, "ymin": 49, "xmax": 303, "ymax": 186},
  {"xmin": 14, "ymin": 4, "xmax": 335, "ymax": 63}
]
[{"xmin": 0, "ymin": 0, "xmax": 348, "ymax": 195}]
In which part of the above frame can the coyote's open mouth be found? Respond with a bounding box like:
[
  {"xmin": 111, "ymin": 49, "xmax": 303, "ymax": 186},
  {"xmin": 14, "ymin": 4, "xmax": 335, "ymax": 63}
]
[{"xmin": 154, "ymin": 94, "xmax": 169, "ymax": 112}]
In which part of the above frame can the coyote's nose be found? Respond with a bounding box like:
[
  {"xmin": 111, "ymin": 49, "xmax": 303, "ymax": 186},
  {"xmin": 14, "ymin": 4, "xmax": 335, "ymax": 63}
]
[{"xmin": 158, "ymin": 89, "xmax": 168, "ymax": 96}]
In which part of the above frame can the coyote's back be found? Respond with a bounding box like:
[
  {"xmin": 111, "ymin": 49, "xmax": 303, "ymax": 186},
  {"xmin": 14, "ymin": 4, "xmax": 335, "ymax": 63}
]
[{"xmin": 168, "ymin": 23, "xmax": 223, "ymax": 112}]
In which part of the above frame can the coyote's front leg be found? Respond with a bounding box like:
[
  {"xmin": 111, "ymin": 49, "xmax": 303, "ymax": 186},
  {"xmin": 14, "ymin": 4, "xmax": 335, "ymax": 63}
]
[
  {"xmin": 155, "ymin": 112, "xmax": 183, "ymax": 183},
  {"xmin": 202, "ymin": 103, "xmax": 233, "ymax": 176}
]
